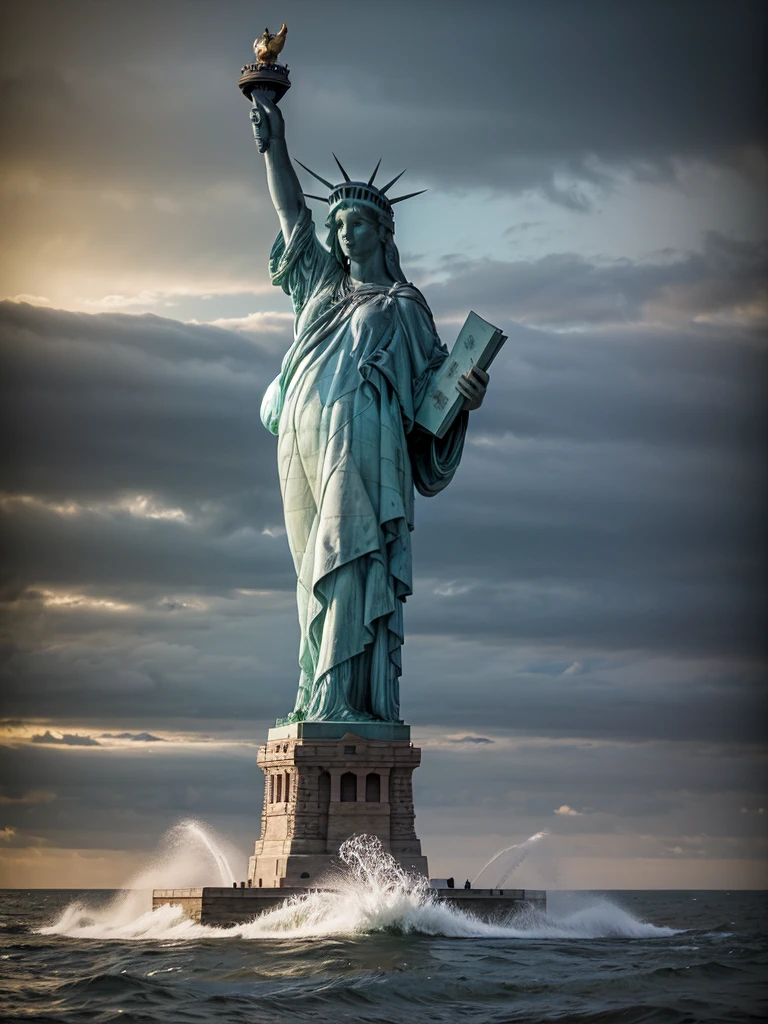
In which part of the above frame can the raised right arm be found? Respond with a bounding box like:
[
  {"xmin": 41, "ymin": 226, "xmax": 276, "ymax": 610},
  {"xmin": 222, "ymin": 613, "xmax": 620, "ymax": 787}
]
[{"xmin": 250, "ymin": 91, "xmax": 305, "ymax": 245}]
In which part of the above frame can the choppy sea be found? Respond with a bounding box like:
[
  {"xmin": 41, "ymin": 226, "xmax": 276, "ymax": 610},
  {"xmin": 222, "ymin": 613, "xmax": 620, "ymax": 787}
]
[{"xmin": 1, "ymin": 884, "xmax": 766, "ymax": 1023}]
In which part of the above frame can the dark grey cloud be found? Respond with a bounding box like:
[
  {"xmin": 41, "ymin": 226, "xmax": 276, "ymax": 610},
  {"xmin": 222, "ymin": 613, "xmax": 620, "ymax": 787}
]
[
  {"xmin": 429, "ymin": 232, "xmax": 768, "ymax": 328},
  {"xmin": 0, "ymin": 731, "xmax": 763, "ymax": 868},
  {"xmin": 416, "ymin": 736, "xmax": 766, "ymax": 821},
  {"xmin": 1, "ymin": 283, "xmax": 764, "ymax": 745},
  {"xmin": 99, "ymin": 732, "xmax": 165, "ymax": 742},
  {"xmin": 0, "ymin": 301, "xmax": 285, "ymax": 506},
  {"xmin": 404, "ymin": 641, "xmax": 767, "ymax": 745},
  {"xmin": 30, "ymin": 731, "xmax": 100, "ymax": 747},
  {"xmin": 2, "ymin": 0, "xmax": 766, "ymax": 201},
  {"xmin": 447, "ymin": 736, "xmax": 494, "ymax": 745},
  {"xmin": 1, "ymin": 250, "xmax": 765, "ymax": 716},
  {"xmin": 0, "ymin": 740, "xmax": 260, "ymax": 856}
]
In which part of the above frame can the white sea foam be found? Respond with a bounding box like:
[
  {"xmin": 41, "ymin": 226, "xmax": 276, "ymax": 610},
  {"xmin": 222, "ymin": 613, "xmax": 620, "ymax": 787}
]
[{"xmin": 40, "ymin": 832, "xmax": 679, "ymax": 941}]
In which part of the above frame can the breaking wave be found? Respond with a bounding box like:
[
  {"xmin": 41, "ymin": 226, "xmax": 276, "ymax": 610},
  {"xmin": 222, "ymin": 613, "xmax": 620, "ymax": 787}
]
[{"xmin": 40, "ymin": 834, "xmax": 679, "ymax": 941}]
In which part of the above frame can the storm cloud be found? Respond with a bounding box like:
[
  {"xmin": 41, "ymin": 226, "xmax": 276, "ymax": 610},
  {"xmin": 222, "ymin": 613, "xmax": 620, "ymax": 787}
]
[
  {"xmin": 3, "ymin": 1, "xmax": 766, "ymax": 193},
  {"xmin": 0, "ymin": 0, "xmax": 766, "ymax": 888},
  {"xmin": 1, "ymin": 1, "xmax": 766, "ymax": 313},
  {"xmin": 1, "ymin": 289, "xmax": 764, "ymax": 741}
]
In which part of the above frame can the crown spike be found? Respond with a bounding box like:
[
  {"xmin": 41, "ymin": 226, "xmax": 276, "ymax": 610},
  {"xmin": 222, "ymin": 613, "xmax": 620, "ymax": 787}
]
[
  {"xmin": 295, "ymin": 160, "xmax": 335, "ymax": 190},
  {"xmin": 302, "ymin": 193, "xmax": 328, "ymax": 202},
  {"xmin": 380, "ymin": 169, "xmax": 406, "ymax": 194},
  {"xmin": 389, "ymin": 189, "xmax": 428, "ymax": 205},
  {"xmin": 367, "ymin": 158, "xmax": 382, "ymax": 185},
  {"xmin": 332, "ymin": 153, "xmax": 351, "ymax": 182}
]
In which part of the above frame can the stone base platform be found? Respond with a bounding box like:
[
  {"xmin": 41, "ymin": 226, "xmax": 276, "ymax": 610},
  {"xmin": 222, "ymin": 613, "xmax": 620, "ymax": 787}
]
[
  {"xmin": 152, "ymin": 886, "xmax": 547, "ymax": 927},
  {"xmin": 154, "ymin": 719, "xmax": 547, "ymax": 928},
  {"xmin": 249, "ymin": 721, "xmax": 428, "ymax": 887}
]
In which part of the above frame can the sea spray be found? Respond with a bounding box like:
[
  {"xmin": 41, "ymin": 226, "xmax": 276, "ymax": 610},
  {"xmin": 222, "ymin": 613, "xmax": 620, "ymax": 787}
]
[
  {"xmin": 472, "ymin": 831, "xmax": 548, "ymax": 889},
  {"xmin": 40, "ymin": 832, "xmax": 679, "ymax": 941},
  {"xmin": 40, "ymin": 818, "xmax": 243, "ymax": 935},
  {"xmin": 165, "ymin": 819, "xmax": 236, "ymax": 886}
]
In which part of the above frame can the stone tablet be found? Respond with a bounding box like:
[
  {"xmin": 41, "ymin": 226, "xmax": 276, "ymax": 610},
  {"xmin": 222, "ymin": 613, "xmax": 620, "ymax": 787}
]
[{"xmin": 416, "ymin": 311, "xmax": 507, "ymax": 438}]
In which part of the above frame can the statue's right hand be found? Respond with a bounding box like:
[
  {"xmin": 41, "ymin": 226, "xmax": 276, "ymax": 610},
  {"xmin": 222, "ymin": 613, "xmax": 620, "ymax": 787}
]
[
  {"xmin": 250, "ymin": 102, "xmax": 270, "ymax": 154},
  {"xmin": 250, "ymin": 90, "xmax": 284, "ymax": 154}
]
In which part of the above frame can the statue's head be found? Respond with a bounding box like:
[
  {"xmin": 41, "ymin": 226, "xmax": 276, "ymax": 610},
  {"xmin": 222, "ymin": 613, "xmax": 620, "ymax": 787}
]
[
  {"xmin": 299, "ymin": 157, "xmax": 426, "ymax": 283},
  {"xmin": 325, "ymin": 200, "xmax": 404, "ymax": 280}
]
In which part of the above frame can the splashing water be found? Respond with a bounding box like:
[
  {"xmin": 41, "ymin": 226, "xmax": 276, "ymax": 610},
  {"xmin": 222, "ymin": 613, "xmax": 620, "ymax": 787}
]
[
  {"xmin": 167, "ymin": 819, "xmax": 235, "ymax": 886},
  {"xmin": 40, "ymin": 832, "xmax": 679, "ymax": 941},
  {"xmin": 472, "ymin": 831, "xmax": 548, "ymax": 889},
  {"xmin": 39, "ymin": 818, "xmax": 242, "ymax": 936}
]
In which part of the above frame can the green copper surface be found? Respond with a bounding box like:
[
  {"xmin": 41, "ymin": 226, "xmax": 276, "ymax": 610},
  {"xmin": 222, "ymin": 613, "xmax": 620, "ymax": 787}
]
[
  {"xmin": 248, "ymin": 89, "xmax": 487, "ymax": 725},
  {"xmin": 268, "ymin": 721, "xmax": 411, "ymax": 742}
]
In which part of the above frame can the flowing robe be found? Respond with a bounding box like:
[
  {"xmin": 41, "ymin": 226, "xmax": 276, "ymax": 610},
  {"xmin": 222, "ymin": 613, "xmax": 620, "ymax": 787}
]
[{"xmin": 261, "ymin": 209, "xmax": 467, "ymax": 722}]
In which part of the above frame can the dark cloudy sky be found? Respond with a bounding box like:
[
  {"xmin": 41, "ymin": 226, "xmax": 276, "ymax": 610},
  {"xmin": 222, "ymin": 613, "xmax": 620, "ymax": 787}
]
[{"xmin": 1, "ymin": 0, "xmax": 766, "ymax": 889}]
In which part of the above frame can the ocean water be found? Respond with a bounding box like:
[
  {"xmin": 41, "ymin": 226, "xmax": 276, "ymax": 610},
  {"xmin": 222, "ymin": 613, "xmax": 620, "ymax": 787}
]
[{"xmin": 1, "ymin": 869, "xmax": 766, "ymax": 1023}]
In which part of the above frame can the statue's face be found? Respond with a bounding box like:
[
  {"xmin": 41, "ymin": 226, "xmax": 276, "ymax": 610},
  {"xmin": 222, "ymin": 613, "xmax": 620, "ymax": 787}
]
[{"xmin": 334, "ymin": 207, "xmax": 381, "ymax": 263}]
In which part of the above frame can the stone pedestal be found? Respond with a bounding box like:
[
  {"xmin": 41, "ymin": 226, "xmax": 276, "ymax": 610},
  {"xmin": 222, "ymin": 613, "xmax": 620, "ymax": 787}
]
[
  {"xmin": 248, "ymin": 721, "xmax": 429, "ymax": 887},
  {"xmin": 152, "ymin": 886, "xmax": 547, "ymax": 926}
]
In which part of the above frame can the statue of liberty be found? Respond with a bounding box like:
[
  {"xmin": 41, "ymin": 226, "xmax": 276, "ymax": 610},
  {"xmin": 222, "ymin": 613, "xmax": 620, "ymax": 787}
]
[{"xmin": 250, "ymin": 91, "xmax": 489, "ymax": 725}]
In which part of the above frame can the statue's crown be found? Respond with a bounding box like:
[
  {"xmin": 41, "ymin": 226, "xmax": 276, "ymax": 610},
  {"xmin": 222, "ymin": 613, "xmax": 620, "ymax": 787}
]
[{"xmin": 296, "ymin": 155, "xmax": 426, "ymax": 222}]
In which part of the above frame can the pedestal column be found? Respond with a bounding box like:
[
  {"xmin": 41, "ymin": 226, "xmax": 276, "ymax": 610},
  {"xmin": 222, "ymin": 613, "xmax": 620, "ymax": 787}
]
[{"xmin": 248, "ymin": 721, "xmax": 428, "ymax": 887}]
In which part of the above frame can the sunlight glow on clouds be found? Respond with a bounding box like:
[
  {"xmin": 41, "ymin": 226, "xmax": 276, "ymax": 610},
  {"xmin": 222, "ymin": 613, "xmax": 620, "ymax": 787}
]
[
  {"xmin": 38, "ymin": 591, "xmax": 137, "ymax": 613},
  {"xmin": 1, "ymin": 493, "xmax": 190, "ymax": 523},
  {"xmin": 554, "ymin": 805, "xmax": 584, "ymax": 817},
  {"xmin": 0, "ymin": 720, "xmax": 260, "ymax": 752}
]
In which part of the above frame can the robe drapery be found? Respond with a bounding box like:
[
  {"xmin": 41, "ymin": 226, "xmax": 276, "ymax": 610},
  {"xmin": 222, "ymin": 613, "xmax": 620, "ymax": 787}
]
[{"xmin": 261, "ymin": 209, "xmax": 467, "ymax": 723}]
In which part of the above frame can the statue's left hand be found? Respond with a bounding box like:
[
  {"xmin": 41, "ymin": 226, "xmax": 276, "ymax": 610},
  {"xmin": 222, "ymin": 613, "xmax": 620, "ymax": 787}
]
[{"xmin": 457, "ymin": 365, "xmax": 489, "ymax": 411}]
